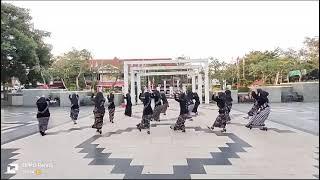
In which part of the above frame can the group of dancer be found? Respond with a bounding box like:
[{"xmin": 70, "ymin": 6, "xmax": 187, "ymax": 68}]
[
  {"xmin": 35, "ymin": 88, "xmax": 270, "ymax": 136},
  {"xmin": 136, "ymin": 89, "xmax": 201, "ymax": 134}
]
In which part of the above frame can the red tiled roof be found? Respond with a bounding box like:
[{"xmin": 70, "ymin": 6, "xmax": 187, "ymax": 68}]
[{"xmin": 97, "ymin": 81, "xmax": 124, "ymax": 87}]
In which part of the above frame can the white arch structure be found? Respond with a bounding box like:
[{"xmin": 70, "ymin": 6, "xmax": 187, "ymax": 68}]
[{"xmin": 123, "ymin": 59, "xmax": 210, "ymax": 105}]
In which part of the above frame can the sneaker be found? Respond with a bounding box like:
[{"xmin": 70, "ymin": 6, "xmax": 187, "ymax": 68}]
[
  {"xmin": 182, "ymin": 129, "xmax": 186, "ymax": 132},
  {"xmin": 147, "ymin": 130, "xmax": 150, "ymax": 134}
]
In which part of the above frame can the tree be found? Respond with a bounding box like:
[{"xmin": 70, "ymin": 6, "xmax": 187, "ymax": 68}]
[
  {"xmin": 49, "ymin": 48, "xmax": 92, "ymax": 90},
  {"xmin": 300, "ymin": 36, "xmax": 319, "ymax": 69},
  {"xmin": 1, "ymin": 3, "xmax": 52, "ymax": 87},
  {"xmin": 208, "ymin": 57, "xmax": 227, "ymax": 87}
]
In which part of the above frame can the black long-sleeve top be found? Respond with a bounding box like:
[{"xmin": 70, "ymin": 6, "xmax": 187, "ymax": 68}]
[
  {"xmin": 107, "ymin": 94, "xmax": 115, "ymax": 109},
  {"xmin": 36, "ymin": 97, "xmax": 50, "ymax": 118},
  {"xmin": 139, "ymin": 93, "xmax": 153, "ymax": 115},
  {"xmin": 69, "ymin": 94, "xmax": 79, "ymax": 109},
  {"xmin": 212, "ymin": 95, "xmax": 226, "ymax": 113},
  {"xmin": 174, "ymin": 94, "xmax": 188, "ymax": 115},
  {"xmin": 151, "ymin": 92, "xmax": 162, "ymax": 107},
  {"xmin": 225, "ymin": 95, "xmax": 233, "ymax": 106},
  {"xmin": 124, "ymin": 93, "xmax": 132, "ymax": 106},
  {"xmin": 186, "ymin": 91, "xmax": 194, "ymax": 105}
]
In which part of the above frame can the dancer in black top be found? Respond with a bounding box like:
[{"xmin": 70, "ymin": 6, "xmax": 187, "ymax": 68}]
[
  {"xmin": 124, "ymin": 92, "xmax": 132, "ymax": 117},
  {"xmin": 161, "ymin": 93, "xmax": 169, "ymax": 115},
  {"xmin": 171, "ymin": 92, "xmax": 188, "ymax": 132},
  {"xmin": 245, "ymin": 89, "xmax": 270, "ymax": 130},
  {"xmin": 69, "ymin": 93, "xmax": 80, "ymax": 124},
  {"xmin": 137, "ymin": 91, "xmax": 153, "ymax": 134},
  {"xmin": 151, "ymin": 90, "xmax": 162, "ymax": 121},
  {"xmin": 92, "ymin": 92, "xmax": 106, "ymax": 134},
  {"xmin": 191, "ymin": 92, "xmax": 200, "ymax": 115},
  {"xmin": 36, "ymin": 96, "xmax": 51, "ymax": 136},
  {"xmin": 225, "ymin": 90, "xmax": 233, "ymax": 123},
  {"xmin": 210, "ymin": 92, "xmax": 228, "ymax": 132},
  {"xmin": 107, "ymin": 92, "xmax": 115, "ymax": 123}
]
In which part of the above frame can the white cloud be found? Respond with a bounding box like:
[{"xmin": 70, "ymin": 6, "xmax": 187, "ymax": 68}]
[{"xmin": 4, "ymin": 1, "xmax": 319, "ymax": 62}]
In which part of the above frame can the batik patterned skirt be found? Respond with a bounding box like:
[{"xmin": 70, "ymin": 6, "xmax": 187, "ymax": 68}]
[
  {"xmin": 70, "ymin": 108, "xmax": 79, "ymax": 120},
  {"xmin": 153, "ymin": 105, "xmax": 162, "ymax": 121},
  {"xmin": 138, "ymin": 114, "xmax": 152, "ymax": 129},
  {"xmin": 108, "ymin": 108, "xmax": 115, "ymax": 122},
  {"xmin": 247, "ymin": 106, "xmax": 271, "ymax": 126},
  {"xmin": 93, "ymin": 112, "xmax": 105, "ymax": 129},
  {"xmin": 174, "ymin": 114, "xmax": 188, "ymax": 130},
  {"xmin": 161, "ymin": 103, "xmax": 169, "ymax": 114},
  {"xmin": 37, "ymin": 117, "xmax": 49, "ymax": 132},
  {"xmin": 212, "ymin": 109, "xmax": 228, "ymax": 128}
]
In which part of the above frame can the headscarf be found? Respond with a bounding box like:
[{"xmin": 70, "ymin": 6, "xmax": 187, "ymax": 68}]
[
  {"xmin": 225, "ymin": 90, "xmax": 231, "ymax": 96},
  {"xmin": 251, "ymin": 91, "xmax": 258, "ymax": 99},
  {"xmin": 218, "ymin": 92, "xmax": 226, "ymax": 101},
  {"xmin": 37, "ymin": 96, "xmax": 47, "ymax": 104},
  {"xmin": 70, "ymin": 93, "xmax": 79, "ymax": 105}
]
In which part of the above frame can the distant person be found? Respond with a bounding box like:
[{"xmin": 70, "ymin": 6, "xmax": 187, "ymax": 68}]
[
  {"xmin": 137, "ymin": 91, "xmax": 153, "ymax": 134},
  {"xmin": 210, "ymin": 92, "xmax": 228, "ymax": 132},
  {"xmin": 92, "ymin": 92, "xmax": 106, "ymax": 134},
  {"xmin": 36, "ymin": 95, "xmax": 51, "ymax": 136},
  {"xmin": 69, "ymin": 93, "xmax": 79, "ymax": 124},
  {"xmin": 161, "ymin": 93, "xmax": 169, "ymax": 115},
  {"xmin": 107, "ymin": 92, "xmax": 115, "ymax": 123},
  {"xmin": 192, "ymin": 92, "xmax": 200, "ymax": 115},
  {"xmin": 170, "ymin": 92, "xmax": 188, "ymax": 132},
  {"xmin": 124, "ymin": 92, "xmax": 132, "ymax": 117},
  {"xmin": 225, "ymin": 90, "xmax": 233, "ymax": 123}
]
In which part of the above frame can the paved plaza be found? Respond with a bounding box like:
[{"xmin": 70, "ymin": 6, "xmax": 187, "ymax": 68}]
[{"xmin": 1, "ymin": 100, "xmax": 319, "ymax": 179}]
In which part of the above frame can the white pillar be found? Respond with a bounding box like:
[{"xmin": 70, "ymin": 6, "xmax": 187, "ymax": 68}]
[
  {"xmin": 177, "ymin": 80, "xmax": 180, "ymax": 90},
  {"xmin": 137, "ymin": 74, "xmax": 141, "ymax": 95},
  {"xmin": 123, "ymin": 63, "xmax": 129, "ymax": 94},
  {"xmin": 148, "ymin": 79, "xmax": 151, "ymax": 91},
  {"xmin": 205, "ymin": 65, "xmax": 209, "ymax": 104},
  {"xmin": 198, "ymin": 74, "xmax": 203, "ymax": 104},
  {"xmin": 192, "ymin": 75, "xmax": 196, "ymax": 92},
  {"xmin": 130, "ymin": 69, "xmax": 136, "ymax": 105},
  {"xmin": 163, "ymin": 80, "xmax": 166, "ymax": 94}
]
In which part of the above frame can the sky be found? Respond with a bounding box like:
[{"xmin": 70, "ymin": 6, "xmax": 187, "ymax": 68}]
[{"xmin": 5, "ymin": 1, "xmax": 320, "ymax": 63}]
